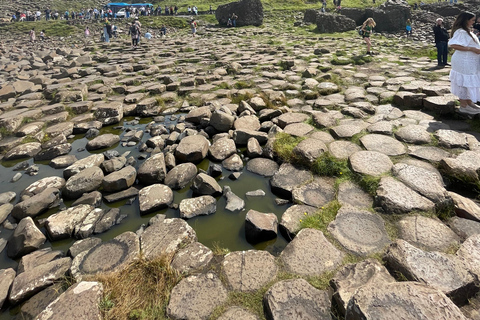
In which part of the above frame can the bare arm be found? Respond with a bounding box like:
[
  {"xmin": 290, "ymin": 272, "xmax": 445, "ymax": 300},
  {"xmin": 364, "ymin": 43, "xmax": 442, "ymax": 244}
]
[{"xmin": 450, "ymin": 44, "xmax": 480, "ymax": 54}]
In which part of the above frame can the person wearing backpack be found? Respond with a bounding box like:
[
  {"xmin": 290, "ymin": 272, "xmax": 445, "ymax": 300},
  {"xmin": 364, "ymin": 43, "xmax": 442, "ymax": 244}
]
[
  {"xmin": 129, "ymin": 22, "xmax": 141, "ymax": 48},
  {"xmin": 361, "ymin": 18, "xmax": 376, "ymax": 55}
]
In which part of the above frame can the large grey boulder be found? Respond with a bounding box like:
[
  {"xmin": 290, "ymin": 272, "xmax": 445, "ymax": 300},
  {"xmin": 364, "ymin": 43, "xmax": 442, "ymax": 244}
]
[
  {"xmin": 35, "ymin": 281, "xmax": 103, "ymax": 320},
  {"xmin": 137, "ymin": 153, "xmax": 167, "ymax": 185},
  {"xmin": 102, "ymin": 166, "xmax": 136, "ymax": 192},
  {"xmin": 280, "ymin": 228, "xmax": 344, "ymax": 276},
  {"xmin": 171, "ymin": 242, "xmax": 213, "ymax": 274},
  {"xmin": 138, "ymin": 184, "xmax": 174, "ymax": 214},
  {"xmin": 179, "ymin": 196, "xmax": 216, "ymax": 219},
  {"xmin": 0, "ymin": 203, "xmax": 13, "ymax": 225},
  {"xmin": 328, "ymin": 206, "xmax": 390, "ymax": 256},
  {"xmin": 440, "ymin": 150, "xmax": 480, "ymax": 183},
  {"xmin": 316, "ymin": 12, "xmax": 356, "ymax": 33},
  {"xmin": 85, "ymin": 133, "xmax": 120, "ymax": 151},
  {"xmin": 292, "ymin": 138, "xmax": 327, "ymax": 164},
  {"xmin": 70, "ymin": 232, "xmax": 139, "ymax": 281},
  {"xmin": 365, "ymin": 0, "xmax": 411, "ymax": 32},
  {"xmin": 72, "ymin": 191, "xmax": 102, "ymax": 208},
  {"xmin": 448, "ymin": 217, "xmax": 480, "ymax": 241},
  {"xmin": 191, "ymin": 173, "xmax": 222, "ymax": 196},
  {"xmin": 20, "ymin": 177, "xmax": 65, "ymax": 198},
  {"xmin": 140, "ymin": 218, "xmax": 197, "ymax": 260},
  {"xmin": 11, "ymin": 187, "xmax": 60, "ymax": 220},
  {"xmin": 4, "ymin": 142, "xmax": 41, "ymax": 160},
  {"xmin": 7, "ymin": 217, "xmax": 46, "ymax": 259},
  {"xmin": 270, "ymin": 163, "xmax": 313, "ymax": 199},
  {"xmin": 209, "ymin": 109, "xmax": 235, "ymax": 132},
  {"xmin": 222, "ymin": 250, "xmax": 277, "ymax": 291},
  {"xmin": 246, "ymin": 158, "xmax": 279, "ymax": 177},
  {"xmin": 0, "ymin": 268, "xmax": 16, "ymax": 309},
  {"xmin": 63, "ymin": 154, "xmax": 104, "ymax": 180},
  {"xmin": 63, "ymin": 167, "xmax": 104, "ymax": 199},
  {"xmin": 164, "ymin": 162, "xmax": 197, "ymax": 190},
  {"xmin": 245, "ymin": 210, "xmax": 278, "ymax": 243},
  {"xmin": 17, "ymin": 248, "xmax": 64, "ymax": 274},
  {"xmin": 94, "ymin": 208, "xmax": 123, "ymax": 234},
  {"xmin": 45, "ymin": 205, "xmax": 94, "ymax": 240},
  {"xmin": 167, "ymin": 273, "xmax": 228, "ymax": 320},
  {"xmin": 74, "ymin": 208, "xmax": 104, "ymax": 239},
  {"xmin": 345, "ymin": 281, "xmax": 468, "ymax": 320},
  {"xmin": 449, "ymin": 191, "xmax": 480, "ymax": 222},
  {"xmin": 18, "ymin": 284, "xmax": 65, "ymax": 320},
  {"xmin": 94, "ymin": 102, "xmax": 123, "ymax": 125},
  {"xmin": 331, "ymin": 259, "xmax": 395, "ymax": 315},
  {"xmin": 264, "ymin": 279, "xmax": 331, "ymax": 320},
  {"xmin": 209, "ymin": 138, "xmax": 236, "ymax": 161},
  {"xmin": 175, "ymin": 135, "xmax": 209, "ymax": 164},
  {"xmin": 384, "ymin": 239, "xmax": 477, "ymax": 305},
  {"xmin": 9, "ymin": 257, "xmax": 71, "ymax": 305},
  {"xmin": 222, "ymin": 154, "xmax": 244, "ymax": 171},
  {"xmin": 215, "ymin": 0, "xmax": 263, "ymax": 27}
]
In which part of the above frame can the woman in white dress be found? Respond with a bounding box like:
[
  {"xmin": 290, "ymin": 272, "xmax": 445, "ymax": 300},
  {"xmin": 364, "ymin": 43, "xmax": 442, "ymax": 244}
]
[{"xmin": 449, "ymin": 12, "xmax": 480, "ymax": 111}]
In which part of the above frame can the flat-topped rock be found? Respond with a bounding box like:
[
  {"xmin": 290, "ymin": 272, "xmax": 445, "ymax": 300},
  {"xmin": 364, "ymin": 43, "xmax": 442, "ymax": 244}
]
[
  {"xmin": 140, "ymin": 218, "xmax": 196, "ymax": 260},
  {"xmin": 457, "ymin": 234, "xmax": 480, "ymax": 279},
  {"xmin": 171, "ymin": 241, "xmax": 213, "ymax": 274},
  {"xmin": 11, "ymin": 187, "xmax": 60, "ymax": 220},
  {"xmin": 349, "ymin": 150, "xmax": 393, "ymax": 176},
  {"xmin": 330, "ymin": 124, "xmax": 364, "ymax": 139},
  {"xmin": 394, "ymin": 124, "xmax": 432, "ymax": 144},
  {"xmin": 331, "ymin": 259, "xmax": 395, "ymax": 315},
  {"xmin": 208, "ymin": 138, "xmax": 236, "ymax": 161},
  {"xmin": 397, "ymin": 215, "xmax": 460, "ymax": 252},
  {"xmin": 441, "ymin": 150, "xmax": 480, "ymax": 183},
  {"xmin": 276, "ymin": 112, "xmax": 309, "ymax": 128},
  {"xmin": 4, "ymin": 142, "xmax": 41, "ymax": 160},
  {"xmin": 246, "ymin": 158, "xmax": 279, "ymax": 177},
  {"xmin": 360, "ymin": 133, "xmax": 406, "ymax": 156},
  {"xmin": 245, "ymin": 210, "xmax": 278, "ymax": 243},
  {"xmin": 337, "ymin": 180, "xmax": 373, "ymax": 209},
  {"xmin": 280, "ymin": 228, "xmax": 344, "ymax": 276},
  {"xmin": 264, "ymin": 278, "xmax": 331, "ymax": 320},
  {"xmin": 7, "ymin": 217, "xmax": 46, "ymax": 259},
  {"xmin": 385, "ymin": 239, "xmax": 476, "ymax": 305},
  {"xmin": 63, "ymin": 166, "xmax": 104, "ymax": 199},
  {"xmin": 63, "ymin": 154, "xmax": 104, "ymax": 180},
  {"xmin": 167, "ymin": 273, "xmax": 228, "ymax": 320},
  {"xmin": 292, "ymin": 176, "xmax": 335, "ymax": 208},
  {"xmin": 435, "ymin": 129, "xmax": 469, "ymax": 149},
  {"xmin": 270, "ymin": 163, "xmax": 313, "ymax": 199},
  {"xmin": 346, "ymin": 281, "xmax": 468, "ymax": 320},
  {"xmin": 280, "ymin": 204, "xmax": 318, "ymax": 240},
  {"xmin": 375, "ymin": 176, "xmax": 435, "ymax": 214},
  {"xmin": 283, "ymin": 122, "xmax": 315, "ymax": 137},
  {"xmin": 328, "ymin": 206, "xmax": 390, "ymax": 256},
  {"xmin": 138, "ymin": 184, "xmax": 174, "ymax": 214},
  {"xmin": 449, "ymin": 191, "xmax": 480, "ymax": 222},
  {"xmin": 292, "ymin": 138, "xmax": 327, "ymax": 164},
  {"xmin": 45, "ymin": 205, "xmax": 94, "ymax": 240},
  {"xmin": 329, "ymin": 140, "xmax": 362, "ymax": 159},
  {"xmin": 222, "ymin": 250, "xmax": 277, "ymax": 292},
  {"xmin": 179, "ymin": 195, "xmax": 216, "ymax": 219},
  {"xmin": 218, "ymin": 307, "xmax": 259, "ymax": 320},
  {"xmin": 175, "ymin": 134, "xmax": 209, "ymax": 164},
  {"xmin": 408, "ymin": 145, "xmax": 451, "ymax": 162},
  {"xmin": 85, "ymin": 133, "xmax": 120, "ymax": 151}
]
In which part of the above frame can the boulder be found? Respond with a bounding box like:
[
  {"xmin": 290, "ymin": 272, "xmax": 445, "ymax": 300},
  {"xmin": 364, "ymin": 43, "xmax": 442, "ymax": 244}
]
[
  {"xmin": 245, "ymin": 210, "xmax": 278, "ymax": 243},
  {"xmin": 171, "ymin": 242, "xmax": 213, "ymax": 274},
  {"xmin": 179, "ymin": 196, "xmax": 216, "ymax": 219},
  {"xmin": 215, "ymin": 0, "xmax": 263, "ymax": 27},
  {"xmin": 7, "ymin": 217, "xmax": 46, "ymax": 259},
  {"xmin": 94, "ymin": 102, "xmax": 123, "ymax": 125},
  {"xmin": 209, "ymin": 138, "xmax": 236, "ymax": 161},
  {"xmin": 11, "ymin": 187, "xmax": 60, "ymax": 220},
  {"xmin": 191, "ymin": 173, "xmax": 222, "ymax": 196},
  {"xmin": 365, "ymin": 0, "xmax": 411, "ymax": 32},
  {"xmin": 270, "ymin": 163, "xmax": 312, "ymax": 199},
  {"xmin": 457, "ymin": 234, "xmax": 480, "ymax": 280},
  {"xmin": 85, "ymin": 133, "xmax": 120, "ymax": 151},
  {"xmin": 279, "ymin": 205, "xmax": 317, "ymax": 240},
  {"xmin": 45, "ymin": 205, "xmax": 94, "ymax": 240},
  {"xmin": 246, "ymin": 158, "xmax": 279, "ymax": 177},
  {"xmin": 20, "ymin": 176, "xmax": 65, "ymax": 198},
  {"xmin": 222, "ymin": 154, "xmax": 244, "ymax": 171},
  {"xmin": 63, "ymin": 154, "xmax": 104, "ymax": 180},
  {"xmin": 74, "ymin": 208, "xmax": 104, "ymax": 239},
  {"xmin": 63, "ymin": 167, "xmax": 104, "ymax": 199},
  {"xmin": 4, "ymin": 142, "xmax": 41, "ymax": 160},
  {"xmin": 18, "ymin": 284, "xmax": 65, "ymax": 320},
  {"xmin": 138, "ymin": 184, "xmax": 174, "ymax": 214},
  {"xmin": 316, "ymin": 12, "xmax": 356, "ymax": 33},
  {"xmin": 223, "ymin": 186, "xmax": 245, "ymax": 212},
  {"xmin": 68, "ymin": 237, "xmax": 102, "ymax": 258},
  {"xmin": 102, "ymin": 166, "xmax": 136, "ymax": 192},
  {"xmin": 94, "ymin": 208, "xmax": 123, "ymax": 234},
  {"xmin": 17, "ymin": 248, "xmax": 64, "ymax": 274},
  {"xmin": 0, "ymin": 268, "xmax": 16, "ymax": 309},
  {"xmin": 164, "ymin": 162, "xmax": 198, "ymax": 190},
  {"xmin": 71, "ymin": 191, "xmax": 103, "ymax": 208}
]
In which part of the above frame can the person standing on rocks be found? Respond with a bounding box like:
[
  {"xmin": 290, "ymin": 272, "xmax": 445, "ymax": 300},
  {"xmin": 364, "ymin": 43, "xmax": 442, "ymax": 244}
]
[
  {"xmin": 190, "ymin": 17, "xmax": 197, "ymax": 37},
  {"xmin": 405, "ymin": 19, "xmax": 412, "ymax": 37},
  {"xmin": 129, "ymin": 22, "xmax": 141, "ymax": 48},
  {"xmin": 231, "ymin": 13, "xmax": 238, "ymax": 27},
  {"xmin": 433, "ymin": 18, "xmax": 449, "ymax": 67},
  {"xmin": 361, "ymin": 18, "xmax": 376, "ymax": 55},
  {"xmin": 29, "ymin": 28, "xmax": 35, "ymax": 42},
  {"xmin": 448, "ymin": 12, "xmax": 480, "ymax": 111}
]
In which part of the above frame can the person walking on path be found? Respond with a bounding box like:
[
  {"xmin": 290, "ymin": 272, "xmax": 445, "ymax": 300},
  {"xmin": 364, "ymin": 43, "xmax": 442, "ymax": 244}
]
[
  {"xmin": 448, "ymin": 12, "xmax": 480, "ymax": 112},
  {"xmin": 29, "ymin": 28, "xmax": 35, "ymax": 42},
  {"xmin": 405, "ymin": 19, "xmax": 412, "ymax": 37},
  {"xmin": 129, "ymin": 22, "xmax": 141, "ymax": 48},
  {"xmin": 361, "ymin": 18, "xmax": 376, "ymax": 55},
  {"xmin": 433, "ymin": 18, "xmax": 449, "ymax": 67},
  {"xmin": 190, "ymin": 18, "xmax": 197, "ymax": 37}
]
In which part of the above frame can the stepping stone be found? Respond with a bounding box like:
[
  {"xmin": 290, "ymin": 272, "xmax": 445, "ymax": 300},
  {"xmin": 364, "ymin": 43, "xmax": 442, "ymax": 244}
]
[
  {"xmin": 349, "ymin": 151, "xmax": 393, "ymax": 176},
  {"xmin": 408, "ymin": 145, "xmax": 451, "ymax": 163},
  {"xmin": 103, "ymin": 187, "xmax": 138, "ymax": 203},
  {"xmin": 171, "ymin": 242, "xmax": 213, "ymax": 274},
  {"xmin": 138, "ymin": 184, "xmax": 174, "ymax": 214},
  {"xmin": 328, "ymin": 141, "xmax": 362, "ymax": 159},
  {"xmin": 70, "ymin": 232, "xmax": 139, "ymax": 281},
  {"xmin": 311, "ymin": 111, "xmax": 340, "ymax": 128},
  {"xmin": 45, "ymin": 205, "xmax": 94, "ymax": 241},
  {"xmin": 423, "ymin": 95, "xmax": 456, "ymax": 114},
  {"xmin": 140, "ymin": 218, "xmax": 196, "ymax": 260},
  {"xmin": 457, "ymin": 234, "xmax": 480, "ymax": 280},
  {"xmin": 9, "ymin": 257, "xmax": 72, "ymax": 305},
  {"xmin": 63, "ymin": 167, "xmax": 104, "ymax": 199},
  {"xmin": 18, "ymin": 283, "xmax": 64, "ymax": 320},
  {"xmin": 366, "ymin": 121, "xmax": 393, "ymax": 135},
  {"xmin": 245, "ymin": 210, "xmax": 278, "ymax": 244},
  {"xmin": 246, "ymin": 158, "xmax": 279, "ymax": 177},
  {"xmin": 218, "ymin": 307, "xmax": 258, "ymax": 320},
  {"xmin": 222, "ymin": 250, "xmax": 277, "ymax": 291},
  {"xmin": 447, "ymin": 217, "xmax": 480, "ymax": 241},
  {"xmin": 441, "ymin": 151, "xmax": 480, "ymax": 183},
  {"xmin": 235, "ymin": 115, "xmax": 261, "ymax": 131},
  {"xmin": 280, "ymin": 228, "xmax": 344, "ymax": 276},
  {"xmin": 264, "ymin": 279, "xmax": 331, "ymax": 320},
  {"xmin": 397, "ymin": 215, "xmax": 460, "ymax": 252},
  {"xmin": 328, "ymin": 206, "xmax": 390, "ymax": 255},
  {"xmin": 12, "ymin": 187, "xmax": 60, "ymax": 220},
  {"xmin": 308, "ymin": 131, "xmax": 335, "ymax": 144},
  {"xmin": 86, "ymin": 133, "xmax": 120, "ymax": 151},
  {"xmin": 270, "ymin": 163, "xmax": 312, "ymax": 199},
  {"xmin": 50, "ymin": 155, "xmax": 78, "ymax": 169},
  {"xmin": 392, "ymin": 163, "xmax": 448, "ymax": 203},
  {"xmin": 68, "ymin": 238, "xmax": 102, "ymax": 258},
  {"xmin": 283, "ymin": 122, "xmax": 314, "ymax": 137},
  {"xmin": 360, "ymin": 134, "xmax": 406, "ymax": 156},
  {"xmin": 435, "ymin": 129, "xmax": 469, "ymax": 149},
  {"xmin": 179, "ymin": 195, "xmax": 216, "ymax": 219},
  {"xmin": 292, "ymin": 176, "xmax": 335, "ymax": 208},
  {"xmin": 275, "ymin": 112, "xmax": 309, "ymax": 129},
  {"xmin": 331, "ymin": 259, "xmax": 395, "ymax": 315},
  {"xmin": 292, "ymin": 138, "xmax": 327, "ymax": 164},
  {"xmin": 94, "ymin": 102, "xmax": 123, "ymax": 125},
  {"xmin": 394, "ymin": 125, "xmax": 432, "ymax": 144},
  {"xmin": 167, "ymin": 273, "xmax": 228, "ymax": 320},
  {"xmin": 376, "ymin": 177, "xmax": 435, "ymax": 214},
  {"xmin": 346, "ymin": 281, "xmax": 467, "ymax": 320},
  {"xmin": 34, "ymin": 281, "xmax": 103, "ymax": 320},
  {"xmin": 280, "ymin": 205, "xmax": 318, "ymax": 241},
  {"xmin": 337, "ymin": 180, "xmax": 373, "ymax": 209},
  {"xmin": 330, "ymin": 124, "xmax": 364, "ymax": 139},
  {"xmin": 102, "ymin": 166, "xmax": 136, "ymax": 193},
  {"xmin": 385, "ymin": 239, "xmax": 476, "ymax": 305},
  {"xmin": 4, "ymin": 142, "xmax": 41, "ymax": 160},
  {"xmin": 233, "ymin": 128, "xmax": 268, "ymax": 145}
]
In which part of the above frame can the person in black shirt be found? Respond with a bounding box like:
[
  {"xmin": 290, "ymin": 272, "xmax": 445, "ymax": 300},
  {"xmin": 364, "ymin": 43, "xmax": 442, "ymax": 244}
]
[{"xmin": 433, "ymin": 18, "xmax": 449, "ymax": 66}]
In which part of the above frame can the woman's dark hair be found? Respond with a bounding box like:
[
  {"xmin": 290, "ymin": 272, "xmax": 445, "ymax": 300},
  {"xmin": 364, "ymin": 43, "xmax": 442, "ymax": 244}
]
[{"xmin": 450, "ymin": 11, "xmax": 475, "ymax": 39}]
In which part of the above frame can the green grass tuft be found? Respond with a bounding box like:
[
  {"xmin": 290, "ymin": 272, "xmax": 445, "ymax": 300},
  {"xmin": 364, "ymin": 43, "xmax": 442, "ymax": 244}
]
[
  {"xmin": 299, "ymin": 200, "xmax": 341, "ymax": 232},
  {"xmin": 273, "ymin": 132, "xmax": 305, "ymax": 163}
]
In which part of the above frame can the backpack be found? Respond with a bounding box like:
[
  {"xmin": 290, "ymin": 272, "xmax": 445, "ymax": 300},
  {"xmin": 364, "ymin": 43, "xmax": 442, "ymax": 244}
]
[
  {"xmin": 130, "ymin": 24, "xmax": 139, "ymax": 36},
  {"xmin": 357, "ymin": 27, "xmax": 364, "ymax": 36}
]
